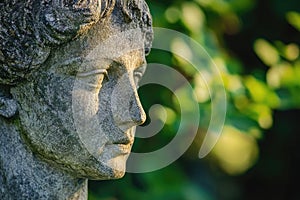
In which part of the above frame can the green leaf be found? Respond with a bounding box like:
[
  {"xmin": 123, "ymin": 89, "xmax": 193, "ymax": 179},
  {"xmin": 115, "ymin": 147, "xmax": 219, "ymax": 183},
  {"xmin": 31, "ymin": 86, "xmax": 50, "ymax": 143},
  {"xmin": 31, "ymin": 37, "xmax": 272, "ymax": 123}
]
[
  {"xmin": 286, "ymin": 11, "xmax": 300, "ymax": 31},
  {"xmin": 254, "ymin": 39, "xmax": 280, "ymax": 67}
]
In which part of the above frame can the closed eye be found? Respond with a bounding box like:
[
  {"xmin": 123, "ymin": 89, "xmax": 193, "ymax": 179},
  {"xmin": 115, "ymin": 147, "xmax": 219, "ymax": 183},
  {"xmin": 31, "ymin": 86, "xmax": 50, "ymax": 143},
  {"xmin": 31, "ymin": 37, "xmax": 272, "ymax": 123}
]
[
  {"xmin": 77, "ymin": 69, "xmax": 108, "ymax": 77},
  {"xmin": 76, "ymin": 69, "xmax": 108, "ymax": 91}
]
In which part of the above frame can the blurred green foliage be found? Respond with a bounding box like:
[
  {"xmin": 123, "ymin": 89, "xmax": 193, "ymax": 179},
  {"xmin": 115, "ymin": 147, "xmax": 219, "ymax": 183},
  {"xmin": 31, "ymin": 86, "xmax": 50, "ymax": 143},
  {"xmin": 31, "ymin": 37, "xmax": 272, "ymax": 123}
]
[{"xmin": 89, "ymin": 0, "xmax": 300, "ymax": 199}]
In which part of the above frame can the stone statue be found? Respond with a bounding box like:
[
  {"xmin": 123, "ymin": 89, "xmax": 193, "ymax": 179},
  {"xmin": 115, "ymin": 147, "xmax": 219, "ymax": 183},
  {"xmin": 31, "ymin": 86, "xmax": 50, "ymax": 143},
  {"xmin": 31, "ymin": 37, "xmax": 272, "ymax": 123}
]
[{"xmin": 0, "ymin": 0, "xmax": 153, "ymax": 199}]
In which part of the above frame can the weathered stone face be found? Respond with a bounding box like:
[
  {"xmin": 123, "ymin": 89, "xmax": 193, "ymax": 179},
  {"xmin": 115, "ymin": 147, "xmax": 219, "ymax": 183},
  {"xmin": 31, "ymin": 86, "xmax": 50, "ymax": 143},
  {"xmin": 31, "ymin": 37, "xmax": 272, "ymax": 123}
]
[
  {"xmin": 10, "ymin": 9, "xmax": 148, "ymax": 180},
  {"xmin": 1, "ymin": 1, "xmax": 152, "ymax": 198}
]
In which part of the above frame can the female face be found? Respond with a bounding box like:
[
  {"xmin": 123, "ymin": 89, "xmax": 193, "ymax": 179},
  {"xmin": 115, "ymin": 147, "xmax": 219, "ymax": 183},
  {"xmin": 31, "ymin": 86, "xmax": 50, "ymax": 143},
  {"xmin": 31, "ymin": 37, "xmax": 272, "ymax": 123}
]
[{"xmin": 11, "ymin": 17, "xmax": 148, "ymax": 179}]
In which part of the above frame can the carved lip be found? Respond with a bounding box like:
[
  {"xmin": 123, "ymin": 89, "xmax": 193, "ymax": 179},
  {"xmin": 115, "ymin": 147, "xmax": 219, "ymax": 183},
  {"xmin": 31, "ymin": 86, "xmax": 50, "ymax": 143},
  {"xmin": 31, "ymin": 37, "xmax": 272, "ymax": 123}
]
[
  {"xmin": 105, "ymin": 144, "xmax": 131, "ymax": 155},
  {"xmin": 106, "ymin": 137, "xmax": 132, "ymax": 146},
  {"xmin": 106, "ymin": 134, "xmax": 133, "ymax": 154},
  {"xmin": 110, "ymin": 128, "xmax": 134, "ymax": 145},
  {"xmin": 111, "ymin": 138, "xmax": 132, "ymax": 145}
]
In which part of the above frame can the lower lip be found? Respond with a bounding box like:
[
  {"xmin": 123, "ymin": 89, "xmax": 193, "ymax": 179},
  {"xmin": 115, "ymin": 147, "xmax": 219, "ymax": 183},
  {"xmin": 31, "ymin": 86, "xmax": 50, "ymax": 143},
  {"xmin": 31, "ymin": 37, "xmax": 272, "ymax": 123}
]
[{"xmin": 105, "ymin": 144, "xmax": 131, "ymax": 155}]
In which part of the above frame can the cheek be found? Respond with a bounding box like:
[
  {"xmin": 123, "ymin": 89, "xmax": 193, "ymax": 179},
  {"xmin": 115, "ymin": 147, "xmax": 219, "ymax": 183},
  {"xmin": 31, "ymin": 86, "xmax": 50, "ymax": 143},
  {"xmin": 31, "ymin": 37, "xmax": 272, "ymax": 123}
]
[
  {"xmin": 42, "ymin": 76, "xmax": 74, "ymax": 112},
  {"xmin": 72, "ymin": 87, "xmax": 109, "ymax": 156},
  {"xmin": 15, "ymin": 76, "xmax": 91, "ymax": 161},
  {"xmin": 13, "ymin": 74, "xmax": 131, "ymax": 178},
  {"xmin": 22, "ymin": 76, "xmax": 77, "ymax": 147}
]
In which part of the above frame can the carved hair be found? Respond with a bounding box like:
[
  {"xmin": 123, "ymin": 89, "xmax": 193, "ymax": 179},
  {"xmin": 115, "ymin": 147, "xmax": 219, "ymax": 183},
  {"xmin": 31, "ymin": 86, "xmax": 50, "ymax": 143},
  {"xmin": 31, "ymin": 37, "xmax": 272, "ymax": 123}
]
[{"xmin": 0, "ymin": 0, "xmax": 152, "ymax": 85}]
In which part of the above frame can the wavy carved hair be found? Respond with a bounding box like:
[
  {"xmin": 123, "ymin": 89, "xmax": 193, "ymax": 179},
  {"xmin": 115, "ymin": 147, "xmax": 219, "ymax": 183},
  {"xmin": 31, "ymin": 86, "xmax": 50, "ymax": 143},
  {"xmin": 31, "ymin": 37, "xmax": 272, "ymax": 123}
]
[{"xmin": 0, "ymin": 0, "xmax": 152, "ymax": 85}]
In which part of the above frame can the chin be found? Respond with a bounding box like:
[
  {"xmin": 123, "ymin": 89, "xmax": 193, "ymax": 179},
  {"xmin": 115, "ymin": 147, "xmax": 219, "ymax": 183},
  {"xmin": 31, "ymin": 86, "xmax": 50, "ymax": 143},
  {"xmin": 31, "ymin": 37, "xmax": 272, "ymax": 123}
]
[
  {"xmin": 86, "ymin": 154, "xmax": 129, "ymax": 180},
  {"xmin": 104, "ymin": 155, "xmax": 128, "ymax": 179}
]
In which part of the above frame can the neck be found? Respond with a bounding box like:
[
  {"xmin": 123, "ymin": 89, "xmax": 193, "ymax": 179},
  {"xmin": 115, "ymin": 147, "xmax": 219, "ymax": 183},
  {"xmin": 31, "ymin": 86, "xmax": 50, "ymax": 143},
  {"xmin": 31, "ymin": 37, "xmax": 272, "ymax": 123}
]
[{"xmin": 0, "ymin": 118, "xmax": 88, "ymax": 200}]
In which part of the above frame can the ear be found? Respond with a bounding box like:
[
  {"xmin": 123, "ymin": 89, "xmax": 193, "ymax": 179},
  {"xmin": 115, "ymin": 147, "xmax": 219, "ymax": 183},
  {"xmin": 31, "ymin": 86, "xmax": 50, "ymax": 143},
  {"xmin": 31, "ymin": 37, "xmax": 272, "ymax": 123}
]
[{"xmin": 0, "ymin": 96, "xmax": 18, "ymax": 118}]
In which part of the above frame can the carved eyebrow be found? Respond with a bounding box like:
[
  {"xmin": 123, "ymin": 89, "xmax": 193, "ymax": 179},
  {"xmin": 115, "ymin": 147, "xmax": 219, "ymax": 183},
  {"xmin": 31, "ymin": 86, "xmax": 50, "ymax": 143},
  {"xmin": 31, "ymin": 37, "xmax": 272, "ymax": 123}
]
[
  {"xmin": 77, "ymin": 69, "xmax": 108, "ymax": 77},
  {"xmin": 76, "ymin": 58, "xmax": 112, "ymax": 73}
]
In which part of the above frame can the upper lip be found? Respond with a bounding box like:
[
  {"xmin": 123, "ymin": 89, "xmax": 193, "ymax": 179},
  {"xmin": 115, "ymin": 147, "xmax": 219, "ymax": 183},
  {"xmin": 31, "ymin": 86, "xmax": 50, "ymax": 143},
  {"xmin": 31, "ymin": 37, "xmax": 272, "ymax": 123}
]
[
  {"xmin": 103, "ymin": 121, "xmax": 134, "ymax": 145},
  {"xmin": 110, "ymin": 125, "xmax": 134, "ymax": 145},
  {"xmin": 109, "ymin": 133, "xmax": 132, "ymax": 145}
]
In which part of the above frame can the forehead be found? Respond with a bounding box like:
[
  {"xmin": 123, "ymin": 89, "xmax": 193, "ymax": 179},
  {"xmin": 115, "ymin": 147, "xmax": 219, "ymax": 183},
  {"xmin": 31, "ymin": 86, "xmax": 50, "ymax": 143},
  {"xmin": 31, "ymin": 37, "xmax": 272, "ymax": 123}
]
[
  {"xmin": 44, "ymin": 3, "xmax": 153, "ymax": 73},
  {"xmin": 79, "ymin": 20, "xmax": 146, "ymax": 73},
  {"xmin": 50, "ymin": 16, "xmax": 146, "ymax": 63},
  {"xmin": 46, "ymin": 19, "xmax": 147, "ymax": 74},
  {"xmin": 85, "ymin": 28, "xmax": 145, "ymax": 61}
]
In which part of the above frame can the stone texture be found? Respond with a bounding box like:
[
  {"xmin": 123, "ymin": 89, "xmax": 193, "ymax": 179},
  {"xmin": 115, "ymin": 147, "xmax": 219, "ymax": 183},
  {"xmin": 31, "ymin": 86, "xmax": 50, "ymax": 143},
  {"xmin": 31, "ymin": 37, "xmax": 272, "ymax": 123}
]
[{"xmin": 0, "ymin": 0, "xmax": 152, "ymax": 199}]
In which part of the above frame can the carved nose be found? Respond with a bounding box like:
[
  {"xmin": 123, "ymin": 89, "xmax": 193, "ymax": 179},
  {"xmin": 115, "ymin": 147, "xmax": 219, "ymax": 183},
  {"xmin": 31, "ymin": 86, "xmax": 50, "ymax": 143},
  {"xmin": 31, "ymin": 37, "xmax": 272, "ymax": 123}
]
[
  {"xmin": 111, "ymin": 72, "xmax": 146, "ymax": 128},
  {"xmin": 129, "ymin": 92, "xmax": 146, "ymax": 125}
]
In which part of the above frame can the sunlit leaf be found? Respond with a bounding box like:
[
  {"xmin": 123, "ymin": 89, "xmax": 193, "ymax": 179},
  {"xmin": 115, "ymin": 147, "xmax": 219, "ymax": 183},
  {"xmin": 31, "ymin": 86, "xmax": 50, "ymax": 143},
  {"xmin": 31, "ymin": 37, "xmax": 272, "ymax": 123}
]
[
  {"xmin": 194, "ymin": 73, "xmax": 211, "ymax": 103},
  {"xmin": 181, "ymin": 2, "xmax": 205, "ymax": 34},
  {"xmin": 223, "ymin": 74, "xmax": 244, "ymax": 94},
  {"xmin": 254, "ymin": 39, "xmax": 280, "ymax": 66},
  {"xmin": 284, "ymin": 43, "xmax": 299, "ymax": 61},
  {"xmin": 244, "ymin": 76, "xmax": 280, "ymax": 108},
  {"xmin": 267, "ymin": 62, "xmax": 298, "ymax": 89},
  {"xmin": 243, "ymin": 104, "xmax": 273, "ymax": 129},
  {"xmin": 211, "ymin": 126, "xmax": 259, "ymax": 175},
  {"xmin": 286, "ymin": 11, "xmax": 300, "ymax": 31}
]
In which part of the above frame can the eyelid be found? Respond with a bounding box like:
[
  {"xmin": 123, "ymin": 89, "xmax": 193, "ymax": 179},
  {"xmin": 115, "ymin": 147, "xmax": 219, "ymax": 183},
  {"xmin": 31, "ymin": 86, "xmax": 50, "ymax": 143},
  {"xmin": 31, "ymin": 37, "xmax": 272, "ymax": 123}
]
[
  {"xmin": 135, "ymin": 63, "xmax": 146, "ymax": 75},
  {"xmin": 77, "ymin": 69, "xmax": 108, "ymax": 77},
  {"xmin": 134, "ymin": 71, "xmax": 143, "ymax": 79}
]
